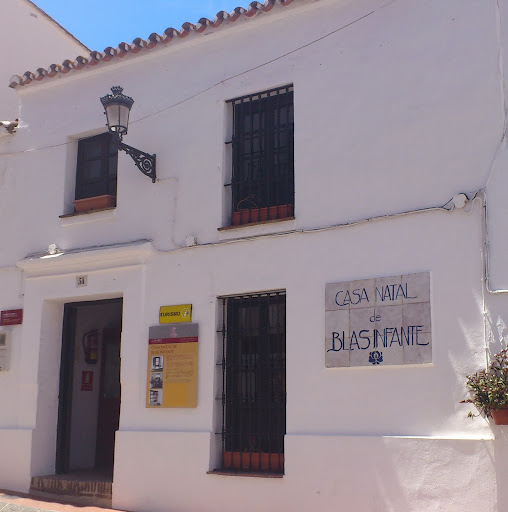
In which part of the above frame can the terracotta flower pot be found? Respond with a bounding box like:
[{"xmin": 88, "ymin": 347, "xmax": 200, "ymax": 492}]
[
  {"xmin": 241, "ymin": 452, "xmax": 257, "ymax": 469},
  {"xmin": 249, "ymin": 453, "xmax": 261, "ymax": 470},
  {"xmin": 73, "ymin": 194, "xmax": 116, "ymax": 213},
  {"xmin": 260, "ymin": 453, "xmax": 284, "ymax": 471},
  {"xmin": 492, "ymin": 407, "xmax": 508, "ymax": 425},
  {"xmin": 250, "ymin": 209, "xmax": 260, "ymax": 223},
  {"xmin": 278, "ymin": 204, "xmax": 294, "ymax": 218},
  {"xmin": 268, "ymin": 204, "xmax": 294, "ymax": 221},
  {"xmin": 223, "ymin": 451, "xmax": 284, "ymax": 471},
  {"xmin": 233, "ymin": 208, "xmax": 260, "ymax": 225},
  {"xmin": 223, "ymin": 451, "xmax": 242, "ymax": 468},
  {"xmin": 239, "ymin": 208, "xmax": 259, "ymax": 224},
  {"xmin": 268, "ymin": 206, "xmax": 278, "ymax": 220},
  {"xmin": 232, "ymin": 205, "xmax": 294, "ymax": 225},
  {"xmin": 232, "ymin": 211, "xmax": 241, "ymax": 225},
  {"xmin": 259, "ymin": 207, "xmax": 269, "ymax": 221}
]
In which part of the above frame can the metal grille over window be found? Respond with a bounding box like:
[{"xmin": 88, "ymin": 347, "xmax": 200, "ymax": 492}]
[
  {"xmin": 228, "ymin": 85, "xmax": 294, "ymax": 226},
  {"xmin": 218, "ymin": 292, "xmax": 286, "ymax": 473}
]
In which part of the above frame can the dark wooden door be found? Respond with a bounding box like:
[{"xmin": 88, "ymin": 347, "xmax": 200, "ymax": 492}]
[
  {"xmin": 56, "ymin": 305, "xmax": 77, "ymax": 474},
  {"xmin": 95, "ymin": 328, "xmax": 121, "ymax": 470}
]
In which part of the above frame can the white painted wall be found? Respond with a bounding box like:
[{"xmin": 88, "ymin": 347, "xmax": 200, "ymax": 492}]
[
  {"xmin": 1, "ymin": 0, "xmax": 508, "ymax": 510},
  {"xmin": 0, "ymin": 0, "xmax": 88, "ymax": 122},
  {"xmin": 1, "ymin": 0, "xmax": 501, "ymax": 264}
]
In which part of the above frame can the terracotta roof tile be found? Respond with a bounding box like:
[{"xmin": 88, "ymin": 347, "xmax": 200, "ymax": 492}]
[
  {"xmin": 60, "ymin": 59, "xmax": 74, "ymax": 73},
  {"xmin": 88, "ymin": 51, "xmax": 102, "ymax": 65},
  {"xmin": 9, "ymin": 76, "xmax": 21, "ymax": 88},
  {"xmin": 9, "ymin": 0, "xmax": 296, "ymax": 89},
  {"xmin": 74, "ymin": 55, "xmax": 88, "ymax": 69},
  {"xmin": 22, "ymin": 71, "xmax": 35, "ymax": 84},
  {"xmin": 130, "ymin": 38, "xmax": 145, "ymax": 53},
  {"xmin": 47, "ymin": 63, "xmax": 61, "ymax": 76},
  {"xmin": 102, "ymin": 47, "xmax": 117, "ymax": 62},
  {"xmin": 34, "ymin": 67, "xmax": 47, "ymax": 80},
  {"xmin": 116, "ymin": 42, "xmax": 131, "ymax": 58}
]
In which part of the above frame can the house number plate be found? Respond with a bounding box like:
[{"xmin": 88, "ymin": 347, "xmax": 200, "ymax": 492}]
[{"xmin": 76, "ymin": 275, "xmax": 88, "ymax": 287}]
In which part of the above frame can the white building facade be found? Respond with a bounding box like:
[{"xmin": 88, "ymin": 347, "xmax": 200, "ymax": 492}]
[
  {"xmin": 2, "ymin": 0, "xmax": 508, "ymax": 511},
  {"xmin": 0, "ymin": 0, "xmax": 88, "ymax": 123}
]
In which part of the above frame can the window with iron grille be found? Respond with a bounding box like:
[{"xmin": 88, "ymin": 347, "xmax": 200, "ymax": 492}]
[
  {"xmin": 218, "ymin": 292, "xmax": 286, "ymax": 473},
  {"xmin": 75, "ymin": 133, "xmax": 118, "ymax": 201},
  {"xmin": 228, "ymin": 85, "xmax": 294, "ymax": 226}
]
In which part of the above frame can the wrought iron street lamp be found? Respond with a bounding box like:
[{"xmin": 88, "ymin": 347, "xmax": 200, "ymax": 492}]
[{"xmin": 100, "ymin": 86, "xmax": 156, "ymax": 183}]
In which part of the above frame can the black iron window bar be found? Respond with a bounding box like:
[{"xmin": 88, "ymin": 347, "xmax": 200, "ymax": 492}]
[
  {"xmin": 226, "ymin": 85, "xmax": 294, "ymax": 224},
  {"xmin": 218, "ymin": 291, "xmax": 286, "ymax": 473}
]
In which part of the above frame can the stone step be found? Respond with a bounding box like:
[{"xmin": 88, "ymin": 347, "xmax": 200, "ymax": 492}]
[{"xmin": 30, "ymin": 472, "xmax": 112, "ymax": 501}]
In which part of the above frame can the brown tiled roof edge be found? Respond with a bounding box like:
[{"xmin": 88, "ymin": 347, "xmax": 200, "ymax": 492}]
[{"xmin": 9, "ymin": 0, "xmax": 296, "ymax": 90}]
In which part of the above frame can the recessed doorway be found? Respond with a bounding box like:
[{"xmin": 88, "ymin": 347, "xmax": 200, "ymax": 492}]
[{"xmin": 55, "ymin": 298, "xmax": 123, "ymax": 477}]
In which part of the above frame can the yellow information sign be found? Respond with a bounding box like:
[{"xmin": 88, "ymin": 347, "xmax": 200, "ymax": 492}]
[
  {"xmin": 159, "ymin": 304, "xmax": 192, "ymax": 324},
  {"xmin": 147, "ymin": 323, "xmax": 198, "ymax": 408}
]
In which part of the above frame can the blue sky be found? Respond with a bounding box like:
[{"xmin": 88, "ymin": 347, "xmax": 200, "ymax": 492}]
[{"xmin": 35, "ymin": 0, "xmax": 248, "ymax": 51}]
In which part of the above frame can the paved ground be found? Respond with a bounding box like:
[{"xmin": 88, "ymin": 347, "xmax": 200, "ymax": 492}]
[{"xmin": 0, "ymin": 490, "xmax": 123, "ymax": 512}]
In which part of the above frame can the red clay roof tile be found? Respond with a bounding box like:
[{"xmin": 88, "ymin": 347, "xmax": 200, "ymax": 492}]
[{"xmin": 9, "ymin": 0, "xmax": 296, "ymax": 89}]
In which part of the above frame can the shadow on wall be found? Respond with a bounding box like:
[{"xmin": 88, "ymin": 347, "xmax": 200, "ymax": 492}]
[
  {"xmin": 375, "ymin": 437, "xmax": 496, "ymax": 511},
  {"xmin": 484, "ymin": 297, "xmax": 508, "ymax": 506},
  {"xmin": 485, "ymin": 310, "xmax": 508, "ymax": 357},
  {"xmin": 354, "ymin": 438, "xmax": 413, "ymax": 511},
  {"xmin": 454, "ymin": 292, "xmax": 508, "ymax": 509}
]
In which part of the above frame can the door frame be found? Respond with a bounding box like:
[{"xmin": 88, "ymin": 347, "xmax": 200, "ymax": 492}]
[
  {"xmin": 55, "ymin": 297, "xmax": 122, "ymax": 474},
  {"xmin": 95, "ymin": 327, "xmax": 122, "ymax": 470}
]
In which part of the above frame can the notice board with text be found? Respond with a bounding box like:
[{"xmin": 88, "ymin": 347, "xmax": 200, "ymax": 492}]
[{"xmin": 146, "ymin": 323, "xmax": 198, "ymax": 408}]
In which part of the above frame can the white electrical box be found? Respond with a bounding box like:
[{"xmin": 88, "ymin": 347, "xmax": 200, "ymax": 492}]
[{"xmin": 0, "ymin": 330, "xmax": 11, "ymax": 371}]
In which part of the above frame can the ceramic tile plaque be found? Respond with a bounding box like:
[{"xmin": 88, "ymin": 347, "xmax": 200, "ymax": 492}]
[{"xmin": 325, "ymin": 272, "xmax": 431, "ymax": 367}]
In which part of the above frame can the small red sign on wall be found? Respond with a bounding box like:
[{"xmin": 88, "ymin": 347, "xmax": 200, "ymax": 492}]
[
  {"xmin": 0, "ymin": 309, "xmax": 23, "ymax": 326},
  {"xmin": 81, "ymin": 371, "xmax": 94, "ymax": 391}
]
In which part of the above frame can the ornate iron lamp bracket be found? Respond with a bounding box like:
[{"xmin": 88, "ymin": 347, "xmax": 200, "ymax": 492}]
[
  {"xmin": 115, "ymin": 139, "xmax": 156, "ymax": 183},
  {"xmin": 100, "ymin": 86, "xmax": 156, "ymax": 183}
]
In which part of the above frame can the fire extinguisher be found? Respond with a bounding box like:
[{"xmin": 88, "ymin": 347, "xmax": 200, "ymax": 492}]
[{"xmin": 82, "ymin": 329, "xmax": 99, "ymax": 365}]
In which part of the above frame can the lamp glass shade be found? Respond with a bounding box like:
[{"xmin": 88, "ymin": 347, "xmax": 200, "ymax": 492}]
[
  {"xmin": 104, "ymin": 103, "xmax": 130, "ymax": 134},
  {"xmin": 100, "ymin": 86, "xmax": 134, "ymax": 136}
]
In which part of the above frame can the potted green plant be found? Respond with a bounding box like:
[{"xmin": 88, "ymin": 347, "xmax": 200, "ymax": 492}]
[{"xmin": 462, "ymin": 348, "xmax": 508, "ymax": 424}]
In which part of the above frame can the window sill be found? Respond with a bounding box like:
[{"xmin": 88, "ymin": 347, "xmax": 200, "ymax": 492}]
[
  {"xmin": 60, "ymin": 206, "xmax": 116, "ymax": 219},
  {"xmin": 218, "ymin": 216, "xmax": 295, "ymax": 232},
  {"xmin": 60, "ymin": 207, "xmax": 116, "ymax": 226},
  {"xmin": 207, "ymin": 469, "xmax": 283, "ymax": 479}
]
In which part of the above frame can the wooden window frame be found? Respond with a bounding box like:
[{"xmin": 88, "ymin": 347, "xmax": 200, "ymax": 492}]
[
  {"xmin": 227, "ymin": 85, "xmax": 294, "ymax": 226},
  {"xmin": 75, "ymin": 133, "xmax": 118, "ymax": 201},
  {"xmin": 217, "ymin": 292, "xmax": 286, "ymax": 474}
]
